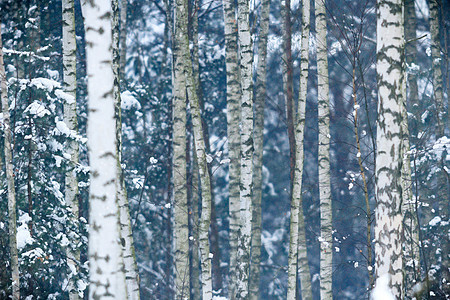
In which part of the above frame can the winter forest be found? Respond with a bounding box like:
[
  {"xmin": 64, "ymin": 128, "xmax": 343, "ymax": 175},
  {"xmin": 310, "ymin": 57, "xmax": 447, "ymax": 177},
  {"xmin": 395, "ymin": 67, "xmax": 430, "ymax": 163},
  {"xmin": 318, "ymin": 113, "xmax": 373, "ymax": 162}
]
[{"xmin": 0, "ymin": 0, "xmax": 448, "ymax": 299}]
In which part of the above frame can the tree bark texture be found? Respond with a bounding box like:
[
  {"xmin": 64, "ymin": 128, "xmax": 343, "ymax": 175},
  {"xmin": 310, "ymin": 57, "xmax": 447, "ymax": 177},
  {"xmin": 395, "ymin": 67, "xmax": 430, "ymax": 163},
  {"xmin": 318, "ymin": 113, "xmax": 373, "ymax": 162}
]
[
  {"xmin": 282, "ymin": 0, "xmax": 296, "ymax": 189},
  {"xmin": 236, "ymin": 0, "xmax": 254, "ymax": 298},
  {"xmin": 176, "ymin": 0, "xmax": 213, "ymax": 298},
  {"xmin": 249, "ymin": 0, "xmax": 270, "ymax": 299},
  {"xmin": 112, "ymin": 0, "xmax": 141, "ymax": 298},
  {"xmin": 0, "ymin": 21, "xmax": 20, "ymax": 300},
  {"xmin": 222, "ymin": 0, "xmax": 241, "ymax": 298},
  {"xmin": 287, "ymin": 0, "xmax": 313, "ymax": 298},
  {"xmin": 62, "ymin": 0, "xmax": 80, "ymax": 298},
  {"xmin": 83, "ymin": 1, "xmax": 127, "ymax": 298},
  {"xmin": 315, "ymin": 0, "xmax": 333, "ymax": 298},
  {"xmin": 373, "ymin": 0, "xmax": 404, "ymax": 298},
  {"xmin": 402, "ymin": 0, "xmax": 421, "ymax": 295},
  {"xmin": 173, "ymin": 10, "xmax": 190, "ymax": 296}
]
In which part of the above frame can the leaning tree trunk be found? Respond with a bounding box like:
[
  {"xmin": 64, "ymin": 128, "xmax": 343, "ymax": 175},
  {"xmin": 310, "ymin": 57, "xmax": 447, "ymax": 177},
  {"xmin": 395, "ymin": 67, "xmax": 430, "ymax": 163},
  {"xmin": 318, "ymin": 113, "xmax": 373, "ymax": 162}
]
[
  {"xmin": 235, "ymin": 0, "xmax": 254, "ymax": 298},
  {"xmin": 402, "ymin": 0, "xmax": 421, "ymax": 295},
  {"xmin": 315, "ymin": 0, "xmax": 333, "ymax": 298},
  {"xmin": 62, "ymin": 0, "xmax": 80, "ymax": 299},
  {"xmin": 172, "ymin": 0, "xmax": 190, "ymax": 297},
  {"xmin": 287, "ymin": 0, "xmax": 312, "ymax": 298},
  {"xmin": 176, "ymin": 0, "xmax": 213, "ymax": 298},
  {"xmin": 0, "ymin": 21, "xmax": 20, "ymax": 300},
  {"xmin": 373, "ymin": 0, "xmax": 404, "ymax": 298},
  {"xmin": 222, "ymin": 0, "xmax": 241, "ymax": 298},
  {"xmin": 249, "ymin": 0, "xmax": 270, "ymax": 299},
  {"xmin": 112, "ymin": 0, "xmax": 140, "ymax": 298},
  {"xmin": 83, "ymin": 1, "xmax": 127, "ymax": 298}
]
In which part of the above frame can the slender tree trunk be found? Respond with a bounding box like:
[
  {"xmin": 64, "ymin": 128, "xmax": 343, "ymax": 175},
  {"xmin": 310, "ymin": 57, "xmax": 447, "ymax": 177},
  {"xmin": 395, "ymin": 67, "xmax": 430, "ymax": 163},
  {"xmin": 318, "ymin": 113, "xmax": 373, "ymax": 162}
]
[
  {"xmin": 0, "ymin": 21, "xmax": 20, "ymax": 300},
  {"xmin": 282, "ymin": 0, "xmax": 296, "ymax": 189},
  {"xmin": 189, "ymin": 4, "xmax": 223, "ymax": 291},
  {"xmin": 402, "ymin": 0, "xmax": 421, "ymax": 295},
  {"xmin": 287, "ymin": 0, "xmax": 313, "ymax": 298},
  {"xmin": 236, "ymin": 0, "xmax": 254, "ymax": 298},
  {"xmin": 188, "ymin": 137, "xmax": 200, "ymax": 299},
  {"xmin": 83, "ymin": 1, "xmax": 127, "ymax": 298},
  {"xmin": 62, "ymin": 0, "xmax": 80, "ymax": 298},
  {"xmin": 222, "ymin": 0, "xmax": 241, "ymax": 298},
  {"xmin": 176, "ymin": 0, "xmax": 213, "ymax": 297},
  {"xmin": 173, "ymin": 51, "xmax": 190, "ymax": 299},
  {"xmin": 112, "ymin": 0, "xmax": 140, "ymax": 298},
  {"xmin": 315, "ymin": 0, "xmax": 333, "ymax": 298},
  {"xmin": 249, "ymin": 0, "xmax": 270, "ymax": 299},
  {"xmin": 373, "ymin": 0, "xmax": 404, "ymax": 298},
  {"xmin": 120, "ymin": 0, "xmax": 127, "ymax": 79},
  {"xmin": 172, "ymin": 0, "xmax": 190, "ymax": 296}
]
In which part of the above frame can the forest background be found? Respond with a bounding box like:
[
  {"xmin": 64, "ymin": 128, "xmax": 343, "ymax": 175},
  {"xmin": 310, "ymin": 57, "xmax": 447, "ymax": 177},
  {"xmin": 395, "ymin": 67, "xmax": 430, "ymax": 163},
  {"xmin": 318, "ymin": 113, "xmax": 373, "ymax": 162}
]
[{"xmin": 0, "ymin": 0, "xmax": 448, "ymax": 299}]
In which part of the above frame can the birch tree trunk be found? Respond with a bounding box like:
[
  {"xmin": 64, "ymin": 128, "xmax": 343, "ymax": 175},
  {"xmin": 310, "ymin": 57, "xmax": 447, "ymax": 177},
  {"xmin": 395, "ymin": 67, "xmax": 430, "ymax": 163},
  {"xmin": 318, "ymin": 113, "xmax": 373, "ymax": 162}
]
[
  {"xmin": 176, "ymin": 0, "xmax": 213, "ymax": 297},
  {"xmin": 112, "ymin": 0, "xmax": 140, "ymax": 298},
  {"xmin": 83, "ymin": 1, "xmax": 127, "ymax": 298},
  {"xmin": 249, "ymin": 1, "xmax": 270, "ymax": 299},
  {"xmin": 315, "ymin": 0, "xmax": 333, "ymax": 298},
  {"xmin": 0, "ymin": 22, "xmax": 20, "ymax": 300},
  {"xmin": 188, "ymin": 143, "xmax": 200, "ymax": 299},
  {"xmin": 373, "ymin": 0, "xmax": 404, "ymax": 298},
  {"xmin": 62, "ymin": 1, "xmax": 80, "ymax": 298},
  {"xmin": 402, "ymin": 0, "xmax": 421, "ymax": 295},
  {"xmin": 222, "ymin": 0, "xmax": 241, "ymax": 298},
  {"xmin": 287, "ymin": 0, "xmax": 312, "ymax": 298},
  {"xmin": 282, "ymin": 0, "xmax": 296, "ymax": 189},
  {"xmin": 172, "ymin": 0, "xmax": 190, "ymax": 296},
  {"xmin": 236, "ymin": 0, "xmax": 254, "ymax": 298}
]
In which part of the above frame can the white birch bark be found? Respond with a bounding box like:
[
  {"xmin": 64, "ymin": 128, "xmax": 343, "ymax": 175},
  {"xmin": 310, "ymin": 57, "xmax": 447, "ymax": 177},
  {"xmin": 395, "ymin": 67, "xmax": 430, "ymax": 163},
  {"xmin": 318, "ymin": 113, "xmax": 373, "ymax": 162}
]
[
  {"xmin": 315, "ymin": 0, "xmax": 333, "ymax": 298},
  {"xmin": 249, "ymin": 0, "xmax": 270, "ymax": 299},
  {"xmin": 62, "ymin": 0, "xmax": 80, "ymax": 298},
  {"xmin": 287, "ymin": 0, "xmax": 312, "ymax": 298},
  {"xmin": 176, "ymin": 0, "xmax": 213, "ymax": 297},
  {"xmin": 172, "ymin": 0, "xmax": 190, "ymax": 296},
  {"xmin": 236, "ymin": 0, "xmax": 254, "ymax": 298},
  {"xmin": 189, "ymin": 150, "xmax": 200, "ymax": 299},
  {"xmin": 373, "ymin": 0, "xmax": 404, "ymax": 298},
  {"xmin": 83, "ymin": 1, "xmax": 127, "ymax": 298},
  {"xmin": 112, "ymin": 0, "xmax": 140, "ymax": 298},
  {"xmin": 0, "ymin": 23, "xmax": 20, "ymax": 300},
  {"xmin": 222, "ymin": 0, "xmax": 241, "ymax": 298}
]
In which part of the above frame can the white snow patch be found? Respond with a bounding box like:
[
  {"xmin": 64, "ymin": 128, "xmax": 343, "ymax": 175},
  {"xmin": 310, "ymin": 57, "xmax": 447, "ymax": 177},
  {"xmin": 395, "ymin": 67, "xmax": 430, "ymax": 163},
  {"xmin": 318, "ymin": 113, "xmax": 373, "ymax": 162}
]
[
  {"xmin": 25, "ymin": 101, "xmax": 50, "ymax": 118},
  {"xmin": 429, "ymin": 216, "xmax": 441, "ymax": 226},
  {"xmin": 121, "ymin": 91, "xmax": 141, "ymax": 110},
  {"xmin": 17, "ymin": 213, "xmax": 34, "ymax": 249},
  {"xmin": 56, "ymin": 121, "xmax": 72, "ymax": 136},
  {"xmin": 371, "ymin": 274, "xmax": 395, "ymax": 300},
  {"xmin": 55, "ymin": 89, "xmax": 75, "ymax": 104}
]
